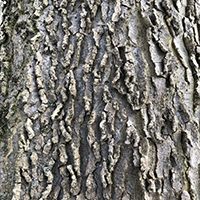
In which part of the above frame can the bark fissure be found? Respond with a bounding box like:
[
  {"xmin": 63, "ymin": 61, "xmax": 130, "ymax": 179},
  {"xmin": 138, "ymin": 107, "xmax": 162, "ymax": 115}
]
[{"xmin": 1, "ymin": 0, "xmax": 200, "ymax": 199}]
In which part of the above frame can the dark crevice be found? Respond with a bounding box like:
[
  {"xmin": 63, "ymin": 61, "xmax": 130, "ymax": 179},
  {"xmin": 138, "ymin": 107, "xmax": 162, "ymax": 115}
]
[
  {"xmin": 144, "ymin": 178, "xmax": 149, "ymax": 192},
  {"xmin": 169, "ymin": 169, "xmax": 173, "ymax": 187},
  {"xmin": 149, "ymin": 14, "xmax": 157, "ymax": 26},
  {"xmin": 166, "ymin": 74, "xmax": 170, "ymax": 88},
  {"xmin": 118, "ymin": 47, "xmax": 126, "ymax": 67},
  {"xmin": 93, "ymin": 162, "xmax": 104, "ymax": 199},
  {"xmin": 170, "ymin": 151, "xmax": 176, "ymax": 168},
  {"xmin": 79, "ymin": 115, "xmax": 90, "ymax": 196}
]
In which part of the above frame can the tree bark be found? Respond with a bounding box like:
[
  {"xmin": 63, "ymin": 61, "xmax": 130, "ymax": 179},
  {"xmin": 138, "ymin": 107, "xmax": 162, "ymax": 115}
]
[{"xmin": 0, "ymin": 0, "xmax": 200, "ymax": 199}]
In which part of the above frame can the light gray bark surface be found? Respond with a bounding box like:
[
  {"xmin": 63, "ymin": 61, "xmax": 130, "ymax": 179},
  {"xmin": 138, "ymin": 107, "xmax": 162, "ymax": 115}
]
[{"xmin": 0, "ymin": 0, "xmax": 200, "ymax": 199}]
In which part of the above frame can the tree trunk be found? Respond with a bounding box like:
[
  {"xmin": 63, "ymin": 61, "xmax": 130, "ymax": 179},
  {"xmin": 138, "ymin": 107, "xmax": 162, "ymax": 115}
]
[{"xmin": 0, "ymin": 0, "xmax": 200, "ymax": 199}]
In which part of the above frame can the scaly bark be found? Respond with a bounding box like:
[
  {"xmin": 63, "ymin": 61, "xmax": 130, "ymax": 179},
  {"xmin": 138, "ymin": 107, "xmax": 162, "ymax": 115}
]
[{"xmin": 0, "ymin": 0, "xmax": 200, "ymax": 199}]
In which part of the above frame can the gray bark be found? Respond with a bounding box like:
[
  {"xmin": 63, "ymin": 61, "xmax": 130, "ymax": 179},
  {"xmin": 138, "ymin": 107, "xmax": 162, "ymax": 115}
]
[{"xmin": 0, "ymin": 0, "xmax": 200, "ymax": 199}]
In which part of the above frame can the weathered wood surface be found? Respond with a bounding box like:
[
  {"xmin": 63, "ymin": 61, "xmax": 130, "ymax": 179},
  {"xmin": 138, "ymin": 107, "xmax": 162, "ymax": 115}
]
[{"xmin": 0, "ymin": 0, "xmax": 200, "ymax": 199}]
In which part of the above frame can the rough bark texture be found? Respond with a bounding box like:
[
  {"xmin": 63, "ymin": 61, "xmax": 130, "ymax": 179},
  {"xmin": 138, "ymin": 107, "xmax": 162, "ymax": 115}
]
[{"xmin": 1, "ymin": 0, "xmax": 200, "ymax": 199}]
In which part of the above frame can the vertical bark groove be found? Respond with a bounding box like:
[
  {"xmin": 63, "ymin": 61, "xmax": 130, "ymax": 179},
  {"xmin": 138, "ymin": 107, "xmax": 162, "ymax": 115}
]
[{"xmin": 1, "ymin": 0, "xmax": 200, "ymax": 199}]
